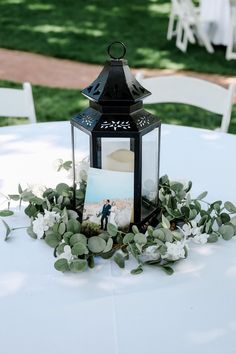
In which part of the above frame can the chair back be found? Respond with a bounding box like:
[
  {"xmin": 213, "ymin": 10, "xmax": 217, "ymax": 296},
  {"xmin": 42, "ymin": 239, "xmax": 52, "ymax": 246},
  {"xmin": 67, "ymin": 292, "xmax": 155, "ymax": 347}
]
[
  {"xmin": 140, "ymin": 75, "xmax": 235, "ymax": 132},
  {"xmin": 0, "ymin": 82, "xmax": 36, "ymax": 124}
]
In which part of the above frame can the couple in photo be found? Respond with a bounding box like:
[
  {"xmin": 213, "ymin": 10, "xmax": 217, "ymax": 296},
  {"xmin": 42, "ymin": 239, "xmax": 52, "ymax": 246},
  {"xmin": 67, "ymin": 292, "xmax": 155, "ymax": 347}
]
[{"xmin": 100, "ymin": 199, "xmax": 117, "ymax": 230}]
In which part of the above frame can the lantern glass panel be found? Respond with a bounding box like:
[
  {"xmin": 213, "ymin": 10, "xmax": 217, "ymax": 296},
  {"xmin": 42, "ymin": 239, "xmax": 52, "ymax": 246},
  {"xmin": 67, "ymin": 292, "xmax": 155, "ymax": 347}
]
[
  {"xmin": 101, "ymin": 138, "xmax": 134, "ymax": 172},
  {"xmin": 72, "ymin": 126, "xmax": 90, "ymax": 167},
  {"xmin": 141, "ymin": 128, "xmax": 159, "ymax": 218}
]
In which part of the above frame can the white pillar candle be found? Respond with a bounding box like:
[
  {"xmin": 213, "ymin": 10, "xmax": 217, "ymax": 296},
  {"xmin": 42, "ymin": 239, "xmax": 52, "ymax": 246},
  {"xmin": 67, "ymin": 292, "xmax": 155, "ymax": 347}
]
[{"xmin": 104, "ymin": 148, "xmax": 134, "ymax": 172}]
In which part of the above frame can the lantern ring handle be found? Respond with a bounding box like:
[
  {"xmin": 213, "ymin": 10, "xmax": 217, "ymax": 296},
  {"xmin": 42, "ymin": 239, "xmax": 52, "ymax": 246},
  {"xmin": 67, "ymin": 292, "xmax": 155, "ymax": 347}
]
[{"xmin": 107, "ymin": 41, "xmax": 126, "ymax": 59}]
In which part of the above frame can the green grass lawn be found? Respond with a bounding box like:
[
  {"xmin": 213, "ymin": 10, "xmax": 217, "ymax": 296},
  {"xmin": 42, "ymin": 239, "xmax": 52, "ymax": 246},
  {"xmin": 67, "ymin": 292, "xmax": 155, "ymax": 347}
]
[
  {"xmin": 1, "ymin": 80, "xmax": 235, "ymax": 134},
  {"xmin": 0, "ymin": 0, "xmax": 235, "ymax": 75}
]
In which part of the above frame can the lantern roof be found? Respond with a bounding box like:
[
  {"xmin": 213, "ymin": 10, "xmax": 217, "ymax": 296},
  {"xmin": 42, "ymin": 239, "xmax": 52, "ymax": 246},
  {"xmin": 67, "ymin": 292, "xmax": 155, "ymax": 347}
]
[{"xmin": 81, "ymin": 42, "xmax": 151, "ymax": 104}]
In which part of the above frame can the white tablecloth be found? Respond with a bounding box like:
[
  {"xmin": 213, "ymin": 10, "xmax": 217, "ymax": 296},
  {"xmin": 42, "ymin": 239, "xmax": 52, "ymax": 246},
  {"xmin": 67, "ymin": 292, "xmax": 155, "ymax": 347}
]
[
  {"xmin": 200, "ymin": 0, "xmax": 231, "ymax": 45},
  {"xmin": 0, "ymin": 122, "xmax": 236, "ymax": 354}
]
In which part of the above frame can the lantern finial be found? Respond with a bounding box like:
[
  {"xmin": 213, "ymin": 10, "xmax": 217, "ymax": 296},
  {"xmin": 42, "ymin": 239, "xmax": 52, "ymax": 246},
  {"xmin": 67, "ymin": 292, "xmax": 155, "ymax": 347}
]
[{"xmin": 107, "ymin": 41, "xmax": 126, "ymax": 60}]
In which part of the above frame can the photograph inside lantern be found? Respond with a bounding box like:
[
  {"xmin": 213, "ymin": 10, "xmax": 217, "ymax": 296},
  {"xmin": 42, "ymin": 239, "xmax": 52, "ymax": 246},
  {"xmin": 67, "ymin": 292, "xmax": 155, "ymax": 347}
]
[{"xmin": 83, "ymin": 167, "xmax": 133, "ymax": 232}]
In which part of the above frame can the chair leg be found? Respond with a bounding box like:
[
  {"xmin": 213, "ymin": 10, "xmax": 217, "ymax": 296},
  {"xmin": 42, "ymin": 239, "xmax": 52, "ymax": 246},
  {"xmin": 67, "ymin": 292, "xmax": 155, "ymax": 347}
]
[
  {"xmin": 176, "ymin": 20, "xmax": 188, "ymax": 52},
  {"xmin": 195, "ymin": 23, "xmax": 214, "ymax": 54},
  {"xmin": 226, "ymin": 23, "xmax": 236, "ymax": 60},
  {"xmin": 167, "ymin": 10, "xmax": 176, "ymax": 40}
]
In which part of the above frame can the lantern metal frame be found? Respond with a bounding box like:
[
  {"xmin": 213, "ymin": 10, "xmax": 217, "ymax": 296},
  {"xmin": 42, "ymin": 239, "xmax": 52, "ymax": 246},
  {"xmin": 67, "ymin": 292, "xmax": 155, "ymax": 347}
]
[{"xmin": 71, "ymin": 42, "xmax": 161, "ymax": 226}]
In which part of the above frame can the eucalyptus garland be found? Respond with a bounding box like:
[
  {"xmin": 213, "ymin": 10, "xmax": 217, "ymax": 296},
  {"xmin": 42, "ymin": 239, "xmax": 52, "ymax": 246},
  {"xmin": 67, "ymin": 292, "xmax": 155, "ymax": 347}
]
[{"xmin": 1, "ymin": 159, "xmax": 236, "ymax": 275}]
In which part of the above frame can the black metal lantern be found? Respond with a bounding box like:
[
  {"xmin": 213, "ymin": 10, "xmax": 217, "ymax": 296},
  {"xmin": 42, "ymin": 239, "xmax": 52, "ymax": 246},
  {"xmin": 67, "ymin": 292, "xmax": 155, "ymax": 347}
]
[{"xmin": 71, "ymin": 42, "xmax": 161, "ymax": 226}]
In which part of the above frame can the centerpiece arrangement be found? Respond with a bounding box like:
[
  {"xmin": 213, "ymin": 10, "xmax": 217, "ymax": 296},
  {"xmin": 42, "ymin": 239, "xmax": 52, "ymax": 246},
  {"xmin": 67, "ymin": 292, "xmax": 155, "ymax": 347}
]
[{"xmin": 1, "ymin": 42, "xmax": 236, "ymax": 275}]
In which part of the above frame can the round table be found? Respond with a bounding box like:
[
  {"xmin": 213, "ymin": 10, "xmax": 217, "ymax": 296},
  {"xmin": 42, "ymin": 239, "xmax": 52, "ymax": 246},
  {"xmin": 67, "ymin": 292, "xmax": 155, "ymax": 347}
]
[
  {"xmin": 200, "ymin": 0, "xmax": 231, "ymax": 45},
  {"xmin": 0, "ymin": 121, "xmax": 236, "ymax": 354}
]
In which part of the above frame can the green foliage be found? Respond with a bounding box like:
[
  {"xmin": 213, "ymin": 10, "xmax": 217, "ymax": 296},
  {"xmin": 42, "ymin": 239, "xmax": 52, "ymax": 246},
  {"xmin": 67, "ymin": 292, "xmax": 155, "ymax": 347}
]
[
  {"xmin": 0, "ymin": 210, "xmax": 14, "ymax": 217},
  {"xmin": 88, "ymin": 236, "xmax": 106, "ymax": 253},
  {"xmin": 0, "ymin": 80, "xmax": 235, "ymax": 134},
  {"xmin": 3, "ymin": 172, "xmax": 236, "ymax": 276},
  {"xmin": 0, "ymin": 0, "xmax": 234, "ymax": 76},
  {"xmin": 54, "ymin": 258, "xmax": 69, "ymax": 272}
]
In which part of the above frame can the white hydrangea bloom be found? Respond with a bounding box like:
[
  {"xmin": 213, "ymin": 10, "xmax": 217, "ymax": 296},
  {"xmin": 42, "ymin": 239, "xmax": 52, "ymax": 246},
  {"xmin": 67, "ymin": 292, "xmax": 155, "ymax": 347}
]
[
  {"xmin": 32, "ymin": 210, "xmax": 60, "ymax": 238},
  {"xmin": 143, "ymin": 245, "xmax": 160, "ymax": 261},
  {"xmin": 32, "ymin": 213, "xmax": 49, "ymax": 238},
  {"xmin": 43, "ymin": 210, "xmax": 60, "ymax": 227},
  {"xmin": 180, "ymin": 221, "xmax": 201, "ymax": 238},
  {"xmin": 193, "ymin": 233, "xmax": 209, "ymax": 245},
  {"xmin": 162, "ymin": 241, "xmax": 186, "ymax": 261},
  {"xmin": 58, "ymin": 245, "xmax": 73, "ymax": 262}
]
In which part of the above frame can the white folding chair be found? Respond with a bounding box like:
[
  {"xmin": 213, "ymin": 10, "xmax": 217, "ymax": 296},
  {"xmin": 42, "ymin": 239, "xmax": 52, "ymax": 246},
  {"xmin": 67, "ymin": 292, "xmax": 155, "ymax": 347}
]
[
  {"xmin": 0, "ymin": 82, "xmax": 37, "ymax": 124},
  {"xmin": 226, "ymin": 0, "xmax": 236, "ymax": 60},
  {"xmin": 167, "ymin": 0, "xmax": 214, "ymax": 53},
  {"xmin": 138, "ymin": 75, "xmax": 235, "ymax": 133}
]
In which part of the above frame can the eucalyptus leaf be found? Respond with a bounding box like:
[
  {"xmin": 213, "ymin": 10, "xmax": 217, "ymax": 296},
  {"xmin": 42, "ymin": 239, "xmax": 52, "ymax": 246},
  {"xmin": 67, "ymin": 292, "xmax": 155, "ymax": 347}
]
[
  {"xmin": 162, "ymin": 214, "xmax": 170, "ymax": 229},
  {"xmin": 114, "ymin": 252, "xmax": 125, "ymax": 268},
  {"xmin": 56, "ymin": 183, "xmax": 70, "ymax": 196},
  {"xmin": 54, "ymin": 258, "xmax": 70, "ymax": 272},
  {"xmin": 224, "ymin": 201, "xmax": 236, "ymax": 213},
  {"xmin": 130, "ymin": 265, "xmax": 143, "ymax": 275},
  {"xmin": 107, "ymin": 223, "xmax": 118, "ymax": 237},
  {"xmin": 70, "ymin": 233, "xmax": 87, "ymax": 246},
  {"xmin": 207, "ymin": 233, "xmax": 219, "ymax": 243},
  {"xmin": 21, "ymin": 191, "xmax": 35, "ymax": 202},
  {"xmin": 71, "ymin": 242, "xmax": 89, "ymax": 256},
  {"xmin": 123, "ymin": 233, "xmax": 134, "ymax": 244},
  {"xmin": 67, "ymin": 219, "xmax": 81, "ymax": 233},
  {"xmin": 45, "ymin": 232, "xmax": 61, "ymax": 248},
  {"xmin": 63, "ymin": 231, "xmax": 73, "ymax": 244},
  {"xmin": 132, "ymin": 225, "xmax": 139, "ymax": 234},
  {"xmin": 220, "ymin": 213, "xmax": 230, "ymax": 224},
  {"xmin": 219, "ymin": 225, "xmax": 234, "ymax": 240},
  {"xmin": 161, "ymin": 265, "xmax": 174, "ymax": 275},
  {"xmin": 8, "ymin": 194, "xmax": 20, "ymax": 201},
  {"xmin": 185, "ymin": 181, "xmax": 192, "ymax": 193},
  {"xmin": 153, "ymin": 229, "xmax": 165, "ymax": 241},
  {"xmin": 27, "ymin": 226, "xmax": 37, "ymax": 239},
  {"xmin": 24, "ymin": 204, "xmax": 37, "ymax": 218},
  {"xmin": 67, "ymin": 209, "xmax": 78, "ymax": 219},
  {"xmin": 196, "ymin": 191, "xmax": 208, "ymax": 200},
  {"xmin": 18, "ymin": 184, "xmax": 23, "ymax": 194},
  {"xmin": 163, "ymin": 229, "xmax": 173, "ymax": 242},
  {"xmin": 58, "ymin": 222, "xmax": 66, "ymax": 235},
  {"xmin": 0, "ymin": 210, "xmax": 14, "ymax": 217},
  {"xmin": 88, "ymin": 236, "xmax": 106, "ymax": 253},
  {"xmin": 103, "ymin": 238, "xmax": 113, "ymax": 253},
  {"xmin": 69, "ymin": 259, "xmax": 87, "ymax": 273},
  {"xmin": 134, "ymin": 233, "xmax": 147, "ymax": 245},
  {"xmin": 2, "ymin": 220, "xmax": 11, "ymax": 241},
  {"xmin": 99, "ymin": 233, "xmax": 110, "ymax": 241},
  {"xmin": 88, "ymin": 255, "xmax": 95, "ymax": 268}
]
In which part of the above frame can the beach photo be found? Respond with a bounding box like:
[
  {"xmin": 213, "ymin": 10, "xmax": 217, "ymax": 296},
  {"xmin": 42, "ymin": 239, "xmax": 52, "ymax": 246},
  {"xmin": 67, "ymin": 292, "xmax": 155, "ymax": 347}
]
[{"xmin": 83, "ymin": 167, "xmax": 134, "ymax": 232}]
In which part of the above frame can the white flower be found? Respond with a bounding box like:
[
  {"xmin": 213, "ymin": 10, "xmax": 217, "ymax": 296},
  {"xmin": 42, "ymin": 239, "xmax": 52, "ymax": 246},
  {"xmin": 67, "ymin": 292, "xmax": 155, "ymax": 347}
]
[
  {"xmin": 58, "ymin": 245, "xmax": 73, "ymax": 262},
  {"xmin": 193, "ymin": 233, "xmax": 209, "ymax": 245},
  {"xmin": 180, "ymin": 222, "xmax": 201, "ymax": 238},
  {"xmin": 162, "ymin": 241, "xmax": 186, "ymax": 261},
  {"xmin": 143, "ymin": 245, "xmax": 160, "ymax": 261},
  {"xmin": 32, "ymin": 213, "xmax": 49, "ymax": 238},
  {"xmin": 32, "ymin": 210, "xmax": 60, "ymax": 238},
  {"xmin": 43, "ymin": 210, "xmax": 60, "ymax": 227}
]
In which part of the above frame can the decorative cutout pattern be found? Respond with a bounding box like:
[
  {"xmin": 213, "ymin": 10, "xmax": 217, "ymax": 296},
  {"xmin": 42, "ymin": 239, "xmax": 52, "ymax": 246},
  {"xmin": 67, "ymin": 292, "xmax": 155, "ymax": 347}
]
[
  {"xmin": 80, "ymin": 114, "xmax": 94, "ymax": 127},
  {"xmin": 100, "ymin": 120, "xmax": 131, "ymax": 131},
  {"xmin": 132, "ymin": 82, "xmax": 146, "ymax": 97},
  {"xmin": 86, "ymin": 82, "xmax": 101, "ymax": 96},
  {"xmin": 137, "ymin": 115, "xmax": 151, "ymax": 128}
]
